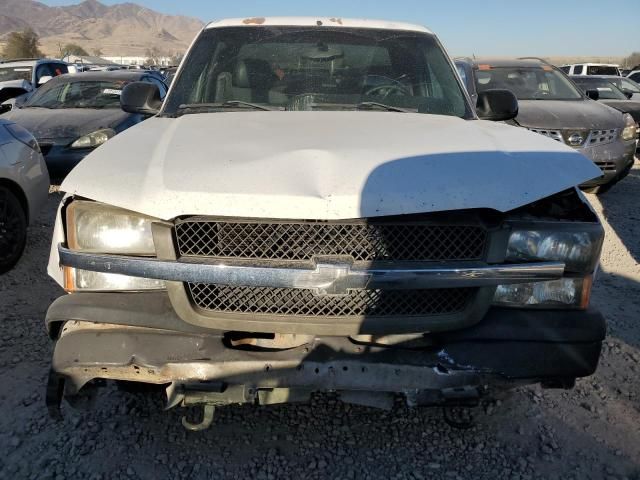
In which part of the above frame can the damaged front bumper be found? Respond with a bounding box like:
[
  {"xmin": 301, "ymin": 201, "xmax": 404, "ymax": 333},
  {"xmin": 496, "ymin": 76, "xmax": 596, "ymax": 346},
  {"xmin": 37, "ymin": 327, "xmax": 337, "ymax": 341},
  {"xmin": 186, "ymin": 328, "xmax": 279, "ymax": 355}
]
[
  {"xmin": 580, "ymin": 139, "xmax": 637, "ymax": 187},
  {"xmin": 46, "ymin": 292, "xmax": 606, "ymax": 414}
]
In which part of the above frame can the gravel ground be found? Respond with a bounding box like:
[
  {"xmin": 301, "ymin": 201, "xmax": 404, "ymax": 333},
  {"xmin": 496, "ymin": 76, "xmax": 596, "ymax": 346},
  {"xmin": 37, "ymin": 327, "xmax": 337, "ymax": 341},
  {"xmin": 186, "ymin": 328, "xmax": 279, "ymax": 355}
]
[{"xmin": 1, "ymin": 163, "xmax": 639, "ymax": 480}]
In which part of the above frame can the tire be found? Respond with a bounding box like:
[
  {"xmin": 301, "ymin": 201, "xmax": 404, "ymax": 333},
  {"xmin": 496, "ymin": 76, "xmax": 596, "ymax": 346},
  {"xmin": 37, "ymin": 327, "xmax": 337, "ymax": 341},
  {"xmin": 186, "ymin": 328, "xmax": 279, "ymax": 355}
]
[{"xmin": 0, "ymin": 185, "xmax": 28, "ymax": 274}]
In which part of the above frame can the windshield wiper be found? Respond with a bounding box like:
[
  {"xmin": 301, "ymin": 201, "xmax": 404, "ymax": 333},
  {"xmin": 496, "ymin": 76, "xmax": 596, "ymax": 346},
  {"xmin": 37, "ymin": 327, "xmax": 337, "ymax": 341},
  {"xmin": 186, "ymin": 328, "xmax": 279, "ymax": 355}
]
[
  {"xmin": 355, "ymin": 102, "xmax": 413, "ymax": 113},
  {"xmin": 176, "ymin": 101, "xmax": 279, "ymax": 115}
]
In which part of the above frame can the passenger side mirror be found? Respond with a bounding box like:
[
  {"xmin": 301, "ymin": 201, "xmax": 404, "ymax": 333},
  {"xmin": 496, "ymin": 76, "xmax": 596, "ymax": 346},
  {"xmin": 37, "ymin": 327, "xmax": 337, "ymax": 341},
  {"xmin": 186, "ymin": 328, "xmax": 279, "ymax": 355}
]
[
  {"xmin": 585, "ymin": 89, "xmax": 600, "ymax": 101},
  {"xmin": 622, "ymin": 89, "xmax": 634, "ymax": 99},
  {"xmin": 475, "ymin": 89, "xmax": 518, "ymax": 121},
  {"xmin": 120, "ymin": 82, "xmax": 162, "ymax": 116}
]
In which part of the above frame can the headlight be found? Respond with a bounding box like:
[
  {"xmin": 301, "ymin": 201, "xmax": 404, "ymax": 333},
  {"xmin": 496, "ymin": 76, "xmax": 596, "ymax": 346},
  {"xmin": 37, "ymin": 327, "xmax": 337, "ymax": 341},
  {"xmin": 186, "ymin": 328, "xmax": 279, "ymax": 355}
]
[
  {"xmin": 621, "ymin": 113, "xmax": 637, "ymax": 141},
  {"xmin": 67, "ymin": 201, "xmax": 156, "ymax": 255},
  {"xmin": 70, "ymin": 128, "xmax": 115, "ymax": 149},
  {"xmin": 506, "ymin": 225, "xmax": 604, "ymax": 273},
  {"xmin": 494, "ymin": 277, "xmax": 591, "ymax": 309},
  {"xmin": 65, "ymin": 201, "xmax": 164, "ymax": 292},
  {"xmin": 5, "ymin": 123, "xmax": 40, "ymax": 152},
  {"xmin": 501, "ymin": 222, "xmax": 602, "ymax": 309}
]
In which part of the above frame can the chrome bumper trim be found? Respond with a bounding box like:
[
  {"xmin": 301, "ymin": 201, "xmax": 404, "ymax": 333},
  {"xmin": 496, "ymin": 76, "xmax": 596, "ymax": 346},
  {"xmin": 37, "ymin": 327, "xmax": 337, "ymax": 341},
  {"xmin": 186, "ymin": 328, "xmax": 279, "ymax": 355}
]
[{"xmin": 58, "ymin": 245, "xmax": 565, "ymax": 293}]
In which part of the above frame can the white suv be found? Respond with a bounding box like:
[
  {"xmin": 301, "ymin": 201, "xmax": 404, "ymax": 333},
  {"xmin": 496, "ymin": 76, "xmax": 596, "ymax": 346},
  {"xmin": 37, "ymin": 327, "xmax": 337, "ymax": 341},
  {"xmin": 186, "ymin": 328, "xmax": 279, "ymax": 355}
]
[
  {"xmin": 0, "ymin": 58, "xmax": 70, "ymax": 108},
  {"xmin": 45, "ymin": 17, "xmax": 607, "ymax": 429},
  {"xmin": 560, "ymin": 63, "xmax": 621, "ymax": 76}
]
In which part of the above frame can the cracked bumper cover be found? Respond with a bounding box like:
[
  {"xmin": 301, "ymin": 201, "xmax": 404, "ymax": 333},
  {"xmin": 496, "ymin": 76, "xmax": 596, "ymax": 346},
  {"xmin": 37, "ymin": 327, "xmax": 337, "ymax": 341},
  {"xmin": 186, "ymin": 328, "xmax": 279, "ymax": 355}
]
[
  {"xmin": 47, "ymin": 292, "xmax": 606, "ymax": 400},
  {"xmin": 580, "ymin": 139, "xmax": 636, "ymax": 187}
]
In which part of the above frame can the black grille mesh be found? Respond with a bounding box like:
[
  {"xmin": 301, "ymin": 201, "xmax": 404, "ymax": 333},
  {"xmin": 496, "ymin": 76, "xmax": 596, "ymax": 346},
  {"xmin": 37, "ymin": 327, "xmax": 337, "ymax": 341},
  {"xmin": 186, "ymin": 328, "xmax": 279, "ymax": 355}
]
[
  {"xmin": 175, "ymin": 220, "xmax": 487, "ymax": 262},
  {"xmin": 188, "ymin": 284, "xmax": 475, "ymax": 317}
]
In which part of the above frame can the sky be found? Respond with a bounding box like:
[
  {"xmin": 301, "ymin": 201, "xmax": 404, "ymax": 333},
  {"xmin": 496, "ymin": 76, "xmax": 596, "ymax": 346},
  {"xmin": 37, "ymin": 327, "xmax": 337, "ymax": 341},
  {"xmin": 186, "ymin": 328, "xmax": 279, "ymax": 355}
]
[{"xmin": 40, "ymin": 0, "xmax": 638, "ymax": 57}]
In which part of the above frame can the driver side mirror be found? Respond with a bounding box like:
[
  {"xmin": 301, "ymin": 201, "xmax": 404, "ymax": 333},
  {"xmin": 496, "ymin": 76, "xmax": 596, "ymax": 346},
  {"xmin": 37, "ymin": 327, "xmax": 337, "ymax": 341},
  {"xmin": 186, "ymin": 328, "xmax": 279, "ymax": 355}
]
[
  {"xmin": 475, "ymin": 89, "xmax": 518, "ymax": 121},
  {"xmin": 585, "ymin": 89, "xmax": 600, "ymax": 101},
  {"xmin": 120, "ymin": 82, "xmax": 163, "ymax": 116},
  {"xmin": 622, "ymin": 89, "xmax": 634, "ymax": 99}
]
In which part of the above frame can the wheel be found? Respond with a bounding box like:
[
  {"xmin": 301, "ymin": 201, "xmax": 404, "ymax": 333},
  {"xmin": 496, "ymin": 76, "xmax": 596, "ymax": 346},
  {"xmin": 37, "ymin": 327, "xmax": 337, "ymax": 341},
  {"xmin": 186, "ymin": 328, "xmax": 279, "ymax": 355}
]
[{"xmin": 0, "ymin": 185, "xmax": 27, "ymax": 273}]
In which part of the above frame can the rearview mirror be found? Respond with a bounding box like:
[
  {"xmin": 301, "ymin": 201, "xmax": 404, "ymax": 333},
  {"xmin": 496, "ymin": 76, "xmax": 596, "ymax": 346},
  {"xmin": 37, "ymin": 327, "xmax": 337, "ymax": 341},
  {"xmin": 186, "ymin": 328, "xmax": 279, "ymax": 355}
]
[
  {"xmin": 585, "ymin": 89, "xmax": 600, "ymax": 101},
  {"xmin": 475, "ymin": 89, "xmax": 518, "ymax": 121},
  {"xmin": 120, "ymin": 82, "xmax": 162, "ymax": 116}
]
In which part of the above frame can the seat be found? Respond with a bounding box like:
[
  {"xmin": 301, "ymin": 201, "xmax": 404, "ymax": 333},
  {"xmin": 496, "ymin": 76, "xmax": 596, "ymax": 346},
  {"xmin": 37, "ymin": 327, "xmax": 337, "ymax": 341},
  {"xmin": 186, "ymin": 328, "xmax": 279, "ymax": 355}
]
[{"xmin": 231, "ymin": 59, "xmax": 275, "ymax": 103}]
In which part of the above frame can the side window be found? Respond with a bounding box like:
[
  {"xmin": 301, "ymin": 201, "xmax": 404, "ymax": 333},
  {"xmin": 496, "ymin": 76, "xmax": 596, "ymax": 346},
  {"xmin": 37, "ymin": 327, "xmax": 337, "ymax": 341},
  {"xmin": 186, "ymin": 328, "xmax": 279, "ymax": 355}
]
[
  {"xmin": 574, "ymin": 65, "xmax": 584, "ymax": 75},
  {"xmin": 35, "ymin": 64, "xmax": 54, "ymax": 84},
  {"xmin": 559, "ymin": 66, "xmax": 570, "ymax": 74},
  {"xmin": 630, "ymin": 72, "xmax": 640, "ymax": 83}
]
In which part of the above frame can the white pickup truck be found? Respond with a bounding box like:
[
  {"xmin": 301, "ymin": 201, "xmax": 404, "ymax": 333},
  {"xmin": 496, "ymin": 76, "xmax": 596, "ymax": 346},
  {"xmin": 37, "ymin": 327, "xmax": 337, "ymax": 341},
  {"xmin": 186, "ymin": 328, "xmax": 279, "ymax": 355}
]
[{"xmin": 45, "ymin": 17, "xmax": 606, "ymax": 429}]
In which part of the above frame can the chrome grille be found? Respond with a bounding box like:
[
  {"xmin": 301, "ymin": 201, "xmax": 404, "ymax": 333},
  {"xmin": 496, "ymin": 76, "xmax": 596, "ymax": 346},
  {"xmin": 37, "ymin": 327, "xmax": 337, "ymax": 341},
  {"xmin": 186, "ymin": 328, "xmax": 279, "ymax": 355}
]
[
  {"xmin": 188, "ymin": 283, "xmax": 475, "ymax": 317},
  {"xmin": 175, "ymin": 219, "xmax": 488, "ymax": 262},
  {"xmin": 586, "ymin": 129, "xmax": 618, "ymax": 147},
  {"xmin": 528, "ymin": 128, "xmax": 620, "ymax": 148},
  {"xmin": 528, "ymin": 128, "xmax": 563, "ymax": 143}
]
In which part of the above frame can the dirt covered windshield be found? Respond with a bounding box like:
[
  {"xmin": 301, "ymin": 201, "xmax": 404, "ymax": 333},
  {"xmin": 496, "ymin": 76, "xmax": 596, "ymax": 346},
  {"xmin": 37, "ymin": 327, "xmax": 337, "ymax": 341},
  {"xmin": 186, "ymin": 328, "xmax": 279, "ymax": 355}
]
[
  {"xmin": 475, "ymin": 66, "xmax": 584, "ymax": 101},
  {"xmin": 26, "ymin": 80, "xmax": 128, "ymax": 109},
  {"xmin": 165, "ymin": 26, "xmax": 472, "ymax": 118}
]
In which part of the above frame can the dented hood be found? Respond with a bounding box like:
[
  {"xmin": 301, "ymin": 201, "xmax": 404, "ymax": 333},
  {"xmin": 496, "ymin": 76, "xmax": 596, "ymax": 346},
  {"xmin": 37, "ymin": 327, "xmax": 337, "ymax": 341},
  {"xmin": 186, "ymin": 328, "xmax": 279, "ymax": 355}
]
[{"xmin": 61, "ymin": 112, "xmax": 602, "ymax": 220}]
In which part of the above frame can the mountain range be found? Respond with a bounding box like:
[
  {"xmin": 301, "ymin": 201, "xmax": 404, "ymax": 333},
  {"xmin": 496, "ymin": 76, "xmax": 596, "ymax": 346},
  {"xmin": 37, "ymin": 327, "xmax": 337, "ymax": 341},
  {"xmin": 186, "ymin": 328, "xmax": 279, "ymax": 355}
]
[{"xmin": 0, "ymin": 0, "xmax": 204, "ymax": 57}]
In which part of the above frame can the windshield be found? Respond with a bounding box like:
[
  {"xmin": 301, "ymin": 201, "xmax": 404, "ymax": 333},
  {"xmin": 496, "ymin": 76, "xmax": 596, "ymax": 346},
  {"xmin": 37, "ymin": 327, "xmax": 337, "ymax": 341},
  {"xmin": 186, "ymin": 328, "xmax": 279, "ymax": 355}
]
[
  {"xmin": 474, "ymin": 66, "xmax": 583, "ymax": 100},
  {"xmin": 0, "ymin": 66, "xmax": 33, "ymax": 82},
  {"xmin": 165, "ymin": 26, "xmax": 472, "ymax": 117},
  {"xmin": 26, "ymin": 80, "xmax": 129, "ymax": 109},
  {"xmin": 572, "ymin": 78, "xmax": 628, "ymax": 100},
  {"xmin": 618, "ymin": 78, "xmax": 640, "ymax": 94}
]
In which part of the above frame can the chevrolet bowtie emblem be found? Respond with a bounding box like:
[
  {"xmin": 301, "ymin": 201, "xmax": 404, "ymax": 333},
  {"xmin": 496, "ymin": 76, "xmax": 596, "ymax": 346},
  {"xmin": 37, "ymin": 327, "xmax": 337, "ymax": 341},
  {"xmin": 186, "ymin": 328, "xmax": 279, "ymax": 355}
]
[{"xmin": 310, "ymin": 263, "xmax": 369, "ymax": 296}]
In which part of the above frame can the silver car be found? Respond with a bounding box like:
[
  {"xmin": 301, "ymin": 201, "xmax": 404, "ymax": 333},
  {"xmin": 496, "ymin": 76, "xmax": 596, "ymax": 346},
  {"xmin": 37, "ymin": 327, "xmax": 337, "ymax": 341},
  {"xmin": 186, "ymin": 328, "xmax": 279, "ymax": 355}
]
[{"xmin": 0, "ymin": 118, "xmax": 49, "ymax": 272}]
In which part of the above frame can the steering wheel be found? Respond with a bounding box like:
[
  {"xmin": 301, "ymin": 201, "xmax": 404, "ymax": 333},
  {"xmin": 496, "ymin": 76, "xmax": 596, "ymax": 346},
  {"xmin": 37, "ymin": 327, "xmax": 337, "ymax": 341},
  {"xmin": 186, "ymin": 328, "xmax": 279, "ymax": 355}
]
[{"xmin": 364, "ymin": 76, "xmax": 412, "ymax": 99}]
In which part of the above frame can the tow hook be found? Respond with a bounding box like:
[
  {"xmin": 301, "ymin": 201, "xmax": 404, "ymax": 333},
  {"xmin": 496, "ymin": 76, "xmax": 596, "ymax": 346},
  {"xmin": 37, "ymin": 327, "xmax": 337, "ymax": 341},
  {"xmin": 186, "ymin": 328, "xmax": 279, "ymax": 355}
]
[
  {"xmin": 181, "ymin": 404, "xmax": 216, "ymax": 432},
  {"xmin": 167, "ymin": 382, "xmax": 249, "ymax": 432}
]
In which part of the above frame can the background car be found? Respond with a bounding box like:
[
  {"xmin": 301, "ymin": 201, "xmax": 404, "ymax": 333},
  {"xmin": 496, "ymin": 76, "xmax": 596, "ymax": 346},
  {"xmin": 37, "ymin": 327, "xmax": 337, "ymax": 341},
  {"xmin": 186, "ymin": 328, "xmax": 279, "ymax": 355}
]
[
  {"xmin": 571, "ymin": 76, "xmax": 640, "ymax": 147},
  {"xmin": 0, "ymin": 118, "xmax": 49, "ymax": 273},
  {"xmin": 560, "ymin": 63, "xmax": 621, "ymax": 76},
  {"xmin": 455, "ymin": 57, "xmax": 637, "ymax": 193},
  {"xmin": 162, "ymin": 67, "xmax": 179, "ymax": 86},
  {"xmin": 0, "ymin": 58, "xmax": 70, "ymax": 107},
  {"xmin": 627, "ymin": 70, "xmax": 640, "ymax": 83},
  {"xmin": 1, "ymin": 71, "xmax": 168, "ymax": 181},
  {"xmin": 587, "ymin": 75, "xmax": 640, "ymax": 101}
]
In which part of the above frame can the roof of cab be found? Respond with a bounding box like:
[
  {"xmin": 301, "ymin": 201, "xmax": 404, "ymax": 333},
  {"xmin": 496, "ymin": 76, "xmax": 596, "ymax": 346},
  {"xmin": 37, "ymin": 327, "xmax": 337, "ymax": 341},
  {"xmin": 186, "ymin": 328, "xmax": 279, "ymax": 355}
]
[
  {"xmin": 0, "ymin": 59, "xmax": 51, "ymax": 67},
  {"xmin": 205, "ymin": 17, "xmax": 431, "ymax": 34},
  {"xmin": 466, "ymin": 58, "xmax": 550, "ymax": 69},
  {"xmin": 51, "ymin": 70, "xmax": 161, "ymax": 83}
]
